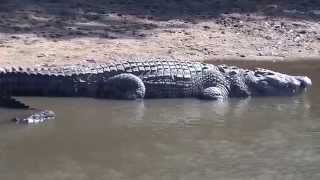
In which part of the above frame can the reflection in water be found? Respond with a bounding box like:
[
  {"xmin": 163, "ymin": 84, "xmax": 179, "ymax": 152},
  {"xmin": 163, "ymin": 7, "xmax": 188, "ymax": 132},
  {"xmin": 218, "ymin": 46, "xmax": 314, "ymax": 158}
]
[{"xmin": 0, "ymin": 61, "xmax": 320, "ymax": 180}]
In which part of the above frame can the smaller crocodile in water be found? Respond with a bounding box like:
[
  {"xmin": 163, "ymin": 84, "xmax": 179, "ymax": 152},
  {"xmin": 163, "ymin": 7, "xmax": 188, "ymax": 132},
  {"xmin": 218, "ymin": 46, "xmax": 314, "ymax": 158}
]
[
  {"xmin": 13, "ymin": 110, "xmax": 55, "ymax": 124},
  {"xmin": 0, "ymin": 60, "xmax": 312, "ymax": 124}
]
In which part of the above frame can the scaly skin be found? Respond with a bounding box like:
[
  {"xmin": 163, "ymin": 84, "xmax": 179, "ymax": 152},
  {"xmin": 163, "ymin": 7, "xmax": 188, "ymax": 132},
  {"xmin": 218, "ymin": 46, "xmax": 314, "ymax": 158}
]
[
  {"xmin": 0, "ymin": 60, "xmax": 312, "ymax": 124},
  {"xmin": 0, "ymin": 61, "xmax": 221, "ymax": 98}
]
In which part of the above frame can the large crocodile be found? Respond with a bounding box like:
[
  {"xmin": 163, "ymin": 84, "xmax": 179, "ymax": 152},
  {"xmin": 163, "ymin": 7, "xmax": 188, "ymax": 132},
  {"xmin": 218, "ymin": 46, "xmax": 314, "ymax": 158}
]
[{"xmin": 0, "ymin": 60, "xmax": 312, "ymax": 123}]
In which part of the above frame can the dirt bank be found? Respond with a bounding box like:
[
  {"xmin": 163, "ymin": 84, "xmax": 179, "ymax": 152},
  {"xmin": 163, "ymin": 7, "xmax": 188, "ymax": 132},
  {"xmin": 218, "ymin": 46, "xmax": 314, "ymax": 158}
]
[{"xmin": 0, "ymin": 0, "xmax": 319, "ymax": 67}]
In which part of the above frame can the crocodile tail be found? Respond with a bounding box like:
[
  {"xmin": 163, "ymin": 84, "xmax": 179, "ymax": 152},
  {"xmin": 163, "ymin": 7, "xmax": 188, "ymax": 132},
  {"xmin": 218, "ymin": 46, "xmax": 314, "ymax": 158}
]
[{"xmin": 0, "ymin": 95, "xmax": 29, "ymax": 109}]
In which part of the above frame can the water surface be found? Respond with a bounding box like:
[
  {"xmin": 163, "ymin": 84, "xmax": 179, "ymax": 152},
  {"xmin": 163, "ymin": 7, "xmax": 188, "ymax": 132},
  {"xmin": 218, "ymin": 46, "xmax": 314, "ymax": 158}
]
[{"xmin": 0, "ymin": 61, "xmax": 319, "ymax": 180}]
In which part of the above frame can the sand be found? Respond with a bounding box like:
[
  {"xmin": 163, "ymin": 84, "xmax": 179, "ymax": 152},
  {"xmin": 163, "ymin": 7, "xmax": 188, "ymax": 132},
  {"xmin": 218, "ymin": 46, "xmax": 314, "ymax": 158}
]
[{"xmin": 0, "ymin": 0, "xmax": 319, "ymax": 67}]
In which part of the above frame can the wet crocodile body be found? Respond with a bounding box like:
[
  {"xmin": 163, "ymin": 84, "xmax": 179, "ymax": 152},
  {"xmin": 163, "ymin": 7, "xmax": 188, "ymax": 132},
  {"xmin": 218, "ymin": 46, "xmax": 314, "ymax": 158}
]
[{"xmin": 0, "ymin": 60, "xmax": 312, "ymax": 123}]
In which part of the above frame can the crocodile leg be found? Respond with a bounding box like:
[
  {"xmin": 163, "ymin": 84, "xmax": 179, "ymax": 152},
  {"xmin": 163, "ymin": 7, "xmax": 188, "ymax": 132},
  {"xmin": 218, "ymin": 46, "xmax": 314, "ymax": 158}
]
[
  {"xmin": 199, "ymin": 86, "xmax": 229, "ymax": 100},
  {"xmin": 99, "ymin": 73, "xmax": 146, "ymax": 100}
]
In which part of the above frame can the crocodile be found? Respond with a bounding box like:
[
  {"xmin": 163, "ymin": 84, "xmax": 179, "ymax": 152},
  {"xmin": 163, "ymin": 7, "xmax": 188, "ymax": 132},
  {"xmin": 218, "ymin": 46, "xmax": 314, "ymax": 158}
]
[{"xmin": 0, "ymin": 60, "xmax": 312, "ymax": 124}]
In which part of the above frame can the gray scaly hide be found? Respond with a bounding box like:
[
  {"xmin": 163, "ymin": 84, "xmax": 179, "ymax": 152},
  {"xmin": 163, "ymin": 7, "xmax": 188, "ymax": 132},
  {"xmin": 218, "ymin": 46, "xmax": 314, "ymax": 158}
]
[{"xmin": 0, "ymin": 60, "xmax": 312, "ymax": 123}]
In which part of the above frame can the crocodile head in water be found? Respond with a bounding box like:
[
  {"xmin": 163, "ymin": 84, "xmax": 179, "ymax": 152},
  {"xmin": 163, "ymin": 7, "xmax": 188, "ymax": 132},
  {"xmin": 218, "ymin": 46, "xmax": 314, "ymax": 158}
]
[
  {"xmin": 245, "ymin": 68, "xmax": 312, "ymax": 96},
  {"xmin": 14, "ymin": 110, "xmax": 56, "ymax": 124}
]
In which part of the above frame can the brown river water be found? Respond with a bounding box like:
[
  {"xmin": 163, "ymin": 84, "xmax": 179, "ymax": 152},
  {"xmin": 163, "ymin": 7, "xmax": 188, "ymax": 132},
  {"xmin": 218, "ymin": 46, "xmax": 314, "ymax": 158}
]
[{"xmin": 0, "ymin": 61, "xmax": 319, "ymax": 180}]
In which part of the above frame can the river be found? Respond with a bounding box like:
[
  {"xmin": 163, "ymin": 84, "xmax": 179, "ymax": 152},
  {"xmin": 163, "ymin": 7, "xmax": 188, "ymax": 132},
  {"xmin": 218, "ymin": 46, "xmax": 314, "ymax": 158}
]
[{"xmin": 0, "ymin": 60, "xmax": 319, "ymax": 180}]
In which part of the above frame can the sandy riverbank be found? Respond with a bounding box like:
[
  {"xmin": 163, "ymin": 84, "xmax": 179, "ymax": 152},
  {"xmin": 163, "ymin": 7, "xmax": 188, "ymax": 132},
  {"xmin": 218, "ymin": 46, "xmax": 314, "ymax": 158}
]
[{"xmin": 0, "ymin": 0, "xmax": 319, "ymax": 67}]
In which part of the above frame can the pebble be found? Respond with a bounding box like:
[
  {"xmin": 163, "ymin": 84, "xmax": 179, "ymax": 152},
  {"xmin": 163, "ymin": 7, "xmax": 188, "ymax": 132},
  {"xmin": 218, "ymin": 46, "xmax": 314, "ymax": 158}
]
[
  {"xmin": 10, "ymin": 36, "xmax": 19, "ymax": 39},
  {"xmin": 203, "ymin": 25, "xmax": 210, "ymax": 30},
  {"xmin": 298, "ymin": 30, "xmax": 307, "ymax": 34},
  {"xmin": 86, "ymin": 59, "xmax": 96, "ymax": 63}
]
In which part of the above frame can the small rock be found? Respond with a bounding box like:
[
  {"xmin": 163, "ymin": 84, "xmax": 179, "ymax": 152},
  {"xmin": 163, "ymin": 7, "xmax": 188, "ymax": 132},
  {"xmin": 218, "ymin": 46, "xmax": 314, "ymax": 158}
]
[
  {"xmin": 10, "ymin": 36, "xmax": 19, "ymax": 39},
  {"xmin": 37, "ymin": 53, "xmax": 46, "ymax": 58},
  {"xmin": 265, "ymin": 36, "xmax": 272, "ymax": 40},
  {"xmin": 138, "ymin": 33, "xmax": 146, "ymax": 37},
  {"xmin": 203, "ymin": 25, "xmax": 210, "ymax": 30},
  {"xmin": 233, "ymin": 24, "xmax": 243, "ymax": 28},
  {"xmin": 298, "ymin": 30, "xmax": 307, "ymax": 34},
  {"xmin": 75, "ymin": 31, "xmax": 86, "ymax": 35},
  {"xmin": 86, "ymin": 59, "xmax": 96, "ymax": 63}
]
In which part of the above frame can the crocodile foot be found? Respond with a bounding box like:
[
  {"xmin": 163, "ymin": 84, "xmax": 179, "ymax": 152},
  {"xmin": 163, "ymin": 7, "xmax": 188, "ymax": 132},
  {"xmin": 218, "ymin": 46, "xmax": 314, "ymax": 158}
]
[
  {"xmin": 199, "ymin": 87, "xmax": 229, "ymax": 100},
  {"xmin": 99, "ymin": 73, "xmax": 146, "ymax": 99}
]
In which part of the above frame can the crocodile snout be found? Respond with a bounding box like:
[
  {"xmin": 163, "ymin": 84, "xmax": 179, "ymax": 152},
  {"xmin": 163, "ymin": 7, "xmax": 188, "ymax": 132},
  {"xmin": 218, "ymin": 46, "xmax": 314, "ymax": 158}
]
[{"xmin": 295, "ymin": 76, "xmax": 312, "ymax": 89}]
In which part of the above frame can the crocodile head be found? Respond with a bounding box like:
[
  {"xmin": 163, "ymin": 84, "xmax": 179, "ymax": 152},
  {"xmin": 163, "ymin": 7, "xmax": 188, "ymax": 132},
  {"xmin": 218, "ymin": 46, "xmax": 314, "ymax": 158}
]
[
  {"xmin": 14, "ymin": 110, "xmax": 56, "ymax": 124},
  {"xmin": 245, "ymin": 68, "xmax": 312, "ymax": 96}
]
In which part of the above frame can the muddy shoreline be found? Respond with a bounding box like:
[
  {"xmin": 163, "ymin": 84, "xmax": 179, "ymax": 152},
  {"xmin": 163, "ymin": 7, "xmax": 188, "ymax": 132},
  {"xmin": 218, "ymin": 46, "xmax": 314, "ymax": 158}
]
[{"xmin": 0, "ymin": 0, "xmax": 319, "ymax": 67}]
